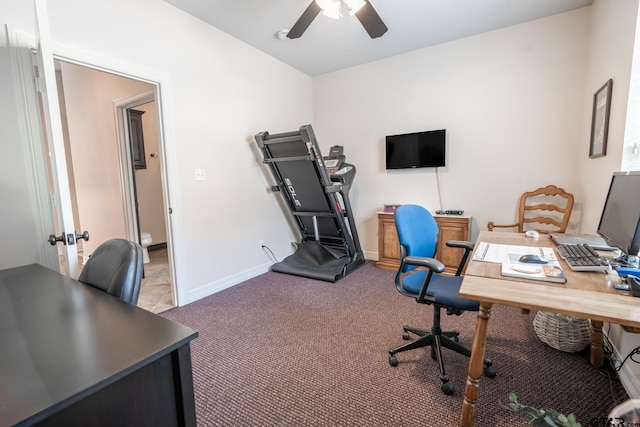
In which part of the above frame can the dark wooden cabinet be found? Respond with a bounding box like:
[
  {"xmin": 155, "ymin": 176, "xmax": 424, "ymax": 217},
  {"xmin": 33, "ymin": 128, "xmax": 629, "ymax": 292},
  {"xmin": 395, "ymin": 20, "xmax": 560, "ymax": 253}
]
[
  {"xmin": 129, "ymin": 109, "xmax": 146, "ymax": 170},
  {"xmin": 376, "ymin": 212, "xmax": 471, "ymax": 275}
]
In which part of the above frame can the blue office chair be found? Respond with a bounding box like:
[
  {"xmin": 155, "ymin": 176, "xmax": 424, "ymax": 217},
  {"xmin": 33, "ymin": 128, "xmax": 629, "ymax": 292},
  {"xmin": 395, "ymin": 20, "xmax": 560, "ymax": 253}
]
[
  {"xmin": 78, "ymin": 238, "xmax": 144, "ymax": 305},
  {"xmin": 388, "ymin": 204, "xmax": 496, "ymax": 395}
]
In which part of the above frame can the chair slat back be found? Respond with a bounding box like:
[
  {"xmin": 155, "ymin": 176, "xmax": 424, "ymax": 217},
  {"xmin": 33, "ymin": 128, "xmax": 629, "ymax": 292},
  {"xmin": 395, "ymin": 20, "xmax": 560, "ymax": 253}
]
[{"xmin": 517, "ymin": 185, "xmax": 574, "ymax": 233}]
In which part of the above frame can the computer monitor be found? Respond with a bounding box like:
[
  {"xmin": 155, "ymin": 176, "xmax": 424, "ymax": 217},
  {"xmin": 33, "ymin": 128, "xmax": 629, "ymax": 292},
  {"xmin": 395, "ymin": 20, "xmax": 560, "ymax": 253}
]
[{"xmin": 597, "ymin": 171, "xmax": 640, "ymax": 263}]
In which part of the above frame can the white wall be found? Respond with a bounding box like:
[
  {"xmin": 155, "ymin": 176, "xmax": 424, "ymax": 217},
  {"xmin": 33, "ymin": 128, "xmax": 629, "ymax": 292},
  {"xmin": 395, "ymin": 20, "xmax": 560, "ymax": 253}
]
[
  {"xmin": 577, "ymin": 0, "xmax": 638, "ymax": 234},
  {"xmin": 313, "ymin": 8, "xmax": 592, "ymax": 258},
  {"xmin": 581, "ymin": 0, "xmax": 640, "ymax": 399},
  {"xmin": 0, "ymin": 0, "xmax": 312, "ymax": 304}
]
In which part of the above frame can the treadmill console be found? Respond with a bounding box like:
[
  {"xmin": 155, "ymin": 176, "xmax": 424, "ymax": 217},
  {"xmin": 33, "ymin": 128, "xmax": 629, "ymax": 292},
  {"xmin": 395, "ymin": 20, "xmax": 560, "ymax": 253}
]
[
  {"xmin": 324, "ymin": 145, "xmax": 346, "ymax": 174},
  {"xmin": 323, "ymin": 145, "xmax": 356, "ymax": 190}
]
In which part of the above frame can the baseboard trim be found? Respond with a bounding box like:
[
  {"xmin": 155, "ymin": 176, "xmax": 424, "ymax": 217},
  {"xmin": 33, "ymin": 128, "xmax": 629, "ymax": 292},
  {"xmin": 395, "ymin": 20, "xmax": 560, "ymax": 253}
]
[
  {"xmin": 148, "ymin": 242, "xmax": 167, "ymax": 252},
  {"xmin": 618, "ymin": 362, "xmax": 640, "ymax": 398},
  {"xmin": 364, "ymin": 250, "xmax": 377, "ymax": 261},
  {"xmin": 185, "ymin": 261, "xmax": 272, "ymax": 304},
  {"xmin": 184, "ymin": 252, "xmax": 377, "ymax": 305}
]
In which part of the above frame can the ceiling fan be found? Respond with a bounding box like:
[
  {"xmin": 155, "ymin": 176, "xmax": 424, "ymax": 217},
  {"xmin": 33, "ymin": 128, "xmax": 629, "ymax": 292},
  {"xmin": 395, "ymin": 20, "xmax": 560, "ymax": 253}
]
[{"xmin": 286, "ymin": 0, "xmax": 388, "ymax": 39}]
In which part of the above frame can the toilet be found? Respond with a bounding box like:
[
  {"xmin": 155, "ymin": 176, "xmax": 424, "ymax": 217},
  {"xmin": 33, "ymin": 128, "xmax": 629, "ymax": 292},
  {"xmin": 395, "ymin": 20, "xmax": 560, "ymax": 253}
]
[{"xmin": 140, "ymin": 232, "xmax": 152, "ymax": 264}]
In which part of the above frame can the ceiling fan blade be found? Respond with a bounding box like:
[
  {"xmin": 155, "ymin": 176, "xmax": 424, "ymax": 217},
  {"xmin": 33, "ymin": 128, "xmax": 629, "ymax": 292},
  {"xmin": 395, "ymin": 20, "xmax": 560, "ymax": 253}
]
[
  {"xmin": 287, "ymin": 1, "xmax": 322, "ymax": 39},
  {"xmin": 355, "ymin": 1, "xmax": 388, "ymax": 39}
]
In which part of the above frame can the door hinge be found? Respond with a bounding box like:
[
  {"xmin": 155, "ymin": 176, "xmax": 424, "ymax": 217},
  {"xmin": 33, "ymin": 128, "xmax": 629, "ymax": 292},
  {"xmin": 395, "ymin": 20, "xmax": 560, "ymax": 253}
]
[
  {"xmin": 35, "ymin": 76, "xmax": 42, "ymax": 93},
  {"xmin": 49, "ymin": 194, "xmax": 56, "ymax": 208}
]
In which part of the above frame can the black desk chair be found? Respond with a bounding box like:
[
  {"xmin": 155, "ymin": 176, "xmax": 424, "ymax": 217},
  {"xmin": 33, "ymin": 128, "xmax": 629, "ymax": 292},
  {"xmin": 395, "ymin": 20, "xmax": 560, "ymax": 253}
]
[
  {"xmin": 388, "ymin": 204, "xmax": 496, "ymax": 395},
  {"xmin": 78, "ymin": 238, "xmax": 144, "ymax": 305}
]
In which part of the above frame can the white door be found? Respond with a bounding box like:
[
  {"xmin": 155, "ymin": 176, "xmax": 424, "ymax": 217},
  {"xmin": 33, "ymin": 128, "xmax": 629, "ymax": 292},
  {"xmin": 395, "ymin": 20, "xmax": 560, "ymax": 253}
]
[{"xmin": 32, "ymin": 0, "xmax": 82, "ymax": 277}]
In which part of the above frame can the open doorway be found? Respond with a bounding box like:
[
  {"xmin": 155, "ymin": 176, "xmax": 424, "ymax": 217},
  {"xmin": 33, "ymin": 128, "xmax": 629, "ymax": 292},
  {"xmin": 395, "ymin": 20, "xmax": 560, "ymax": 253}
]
[{"xmin": 53, "ymin": 59, "xmax": 175, "ymax": 313}]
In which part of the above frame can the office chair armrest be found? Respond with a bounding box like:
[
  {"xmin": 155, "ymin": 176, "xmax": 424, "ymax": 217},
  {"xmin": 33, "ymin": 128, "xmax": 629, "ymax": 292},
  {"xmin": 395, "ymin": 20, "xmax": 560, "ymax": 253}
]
[
  {"xmin": 403, "ymin": 256, "xmax": 445, "ymax": 274},
  {"xmin": 446, "ymin": 240, "xmax": 475, "ymax": 276},
  {"xmin": 445, "ymin": 240, "xmax": 474, "ymax": 251}
]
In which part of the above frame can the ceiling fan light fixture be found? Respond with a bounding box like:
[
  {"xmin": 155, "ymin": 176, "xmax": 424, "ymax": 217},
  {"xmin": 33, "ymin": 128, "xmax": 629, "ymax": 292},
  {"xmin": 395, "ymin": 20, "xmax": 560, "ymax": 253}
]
[{"xmin": 315, "ymin": 0, "xmax": 365, "ymax": 20}]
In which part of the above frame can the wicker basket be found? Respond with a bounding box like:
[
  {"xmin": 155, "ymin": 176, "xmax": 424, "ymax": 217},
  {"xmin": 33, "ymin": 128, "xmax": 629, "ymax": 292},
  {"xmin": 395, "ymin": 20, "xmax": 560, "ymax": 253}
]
[{"xmin": 533, "ymin": 311, "xmax": 590, "ymax": 353}]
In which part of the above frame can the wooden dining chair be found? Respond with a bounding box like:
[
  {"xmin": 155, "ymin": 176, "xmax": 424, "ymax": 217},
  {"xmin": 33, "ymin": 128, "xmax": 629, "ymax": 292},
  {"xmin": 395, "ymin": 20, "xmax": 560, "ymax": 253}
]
[{"xmin": 487, "ymin": 185, "xmax": 574, "ymax": 234}]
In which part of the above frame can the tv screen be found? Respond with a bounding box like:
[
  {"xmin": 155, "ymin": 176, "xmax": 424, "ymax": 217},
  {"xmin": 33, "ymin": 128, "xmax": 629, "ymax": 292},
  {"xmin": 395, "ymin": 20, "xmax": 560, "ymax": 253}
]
[
  {"xmin": 385, "ymin": 129, "xmax": 446, "ymax": 170},
  {"xmin": 597, "ymin": 171, "xmax": 640, "ymax": 258}
]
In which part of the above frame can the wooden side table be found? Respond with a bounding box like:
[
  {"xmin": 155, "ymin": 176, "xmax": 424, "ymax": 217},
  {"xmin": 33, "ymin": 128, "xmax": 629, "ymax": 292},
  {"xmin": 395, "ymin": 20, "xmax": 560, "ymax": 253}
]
[{"xmin": 375, "ymin": 211, "xmax": 472, "ymax": 275}]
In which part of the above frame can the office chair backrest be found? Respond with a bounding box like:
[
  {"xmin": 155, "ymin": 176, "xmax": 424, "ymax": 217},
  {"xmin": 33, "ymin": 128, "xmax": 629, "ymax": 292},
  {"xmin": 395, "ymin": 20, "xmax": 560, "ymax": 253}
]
[
  {"xmin": 394, "ymin": 205, "xmax": 438, "ymax": 273},
  {"xmin": 78, "ymin": 238, "xmax": 143, "ymax": 305}
]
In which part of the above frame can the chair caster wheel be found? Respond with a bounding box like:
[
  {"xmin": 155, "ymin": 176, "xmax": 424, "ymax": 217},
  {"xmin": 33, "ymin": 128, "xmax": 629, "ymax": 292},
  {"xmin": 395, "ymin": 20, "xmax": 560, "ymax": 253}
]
[
  {"xmin": 441, "ymin": 382, "xmax": 454, "ymax": 395},
  {"xmin": 402, "ymin": 332, "xmax": 411, "ymax": 340},
  {"xmin": 389, "ymin": 356, "xmax": 398, "ymax": 367},
  {"xmin": 483, "ymin": 365, "xmax": 497, "ymax": 378}
]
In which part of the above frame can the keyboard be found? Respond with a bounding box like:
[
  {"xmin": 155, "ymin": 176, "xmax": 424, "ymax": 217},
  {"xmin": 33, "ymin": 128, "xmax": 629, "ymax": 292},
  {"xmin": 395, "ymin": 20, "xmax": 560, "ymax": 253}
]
[{"xmin": 555, "ymin": 243, "xmax": 611, "ymax": 272}]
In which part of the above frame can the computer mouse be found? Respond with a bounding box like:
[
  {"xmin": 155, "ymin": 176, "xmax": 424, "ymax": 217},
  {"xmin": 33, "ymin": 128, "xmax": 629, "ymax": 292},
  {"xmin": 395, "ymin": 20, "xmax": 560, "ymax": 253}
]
[
  {"xmin": 525, "ymin": 230, "xmax": 540, "ymax": 239},
  {"xmin": 519, "ymin": 254, "xmax": 550, "ymax": 264}
]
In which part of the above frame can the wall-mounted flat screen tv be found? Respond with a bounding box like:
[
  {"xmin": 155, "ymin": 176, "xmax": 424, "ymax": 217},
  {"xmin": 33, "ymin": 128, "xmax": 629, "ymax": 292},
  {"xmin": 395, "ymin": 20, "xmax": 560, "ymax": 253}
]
[{"xmin": 385, "ymin": 129, "xmax": 446, "ymax": 170}]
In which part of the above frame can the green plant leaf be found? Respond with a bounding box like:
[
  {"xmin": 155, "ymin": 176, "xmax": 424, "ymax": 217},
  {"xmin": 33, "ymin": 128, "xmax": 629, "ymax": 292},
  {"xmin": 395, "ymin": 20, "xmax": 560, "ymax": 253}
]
[{"xmin": 505, "ymin": 393, "xmax": 582, "ymax": 427}]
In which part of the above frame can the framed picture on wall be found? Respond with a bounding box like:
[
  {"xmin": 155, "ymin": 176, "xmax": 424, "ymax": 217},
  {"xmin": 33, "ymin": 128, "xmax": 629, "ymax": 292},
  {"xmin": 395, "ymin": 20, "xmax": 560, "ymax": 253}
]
[{"xmin": 589, "ymin": 79, "xmax": 613, "ymax": 159}]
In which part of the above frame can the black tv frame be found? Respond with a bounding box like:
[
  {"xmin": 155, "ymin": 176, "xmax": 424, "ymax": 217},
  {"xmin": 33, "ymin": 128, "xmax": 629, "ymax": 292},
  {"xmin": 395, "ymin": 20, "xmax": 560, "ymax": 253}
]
[{"xmin": 385, "ymin": 129, "xmax": 446, "ymax": 170}]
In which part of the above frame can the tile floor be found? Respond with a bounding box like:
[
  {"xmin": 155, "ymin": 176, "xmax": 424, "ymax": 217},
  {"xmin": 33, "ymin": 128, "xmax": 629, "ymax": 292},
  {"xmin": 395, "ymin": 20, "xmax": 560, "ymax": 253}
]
[{"xmin": 137, "ymin": 248, "xmax": 175, "ymax": 314}]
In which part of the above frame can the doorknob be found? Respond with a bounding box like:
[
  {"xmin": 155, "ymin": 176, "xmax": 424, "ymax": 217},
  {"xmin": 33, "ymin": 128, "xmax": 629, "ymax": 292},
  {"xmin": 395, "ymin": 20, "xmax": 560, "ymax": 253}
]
[
  {"xmin": 48, "ymin": 234, "xmax": 65, "ymax": 246},
  {"xmin": 48, "ymin": 232, "xmax": 79, "ymax": 246},
  {"xmin": 75, "ymin": 231, "xmax": 90, "ymax": 242}
]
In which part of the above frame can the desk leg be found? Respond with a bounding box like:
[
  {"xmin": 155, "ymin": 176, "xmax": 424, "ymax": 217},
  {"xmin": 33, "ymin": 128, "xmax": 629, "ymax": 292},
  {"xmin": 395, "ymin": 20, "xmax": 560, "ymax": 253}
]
[
  {"xmin": 460, "ymin": 302, "xmax": 493, "ymax": 427},
  {"xmin": 590, "ymin": 320, "xmax": 604, "ymax": 368}
]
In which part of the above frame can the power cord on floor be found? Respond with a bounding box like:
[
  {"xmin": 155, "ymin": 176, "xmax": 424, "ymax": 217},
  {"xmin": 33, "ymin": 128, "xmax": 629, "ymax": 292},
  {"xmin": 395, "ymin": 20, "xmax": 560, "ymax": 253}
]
[
  {"xmin": 602, "ymin": 322, "xmax": 640, "ymax": 373},
  {"xmin": 261, "ymin": 244, "xmax": 279, "ymax": 264},
  {"xmin": 611, "ymin": 345, "xmax": 640, "ymax": 372},
  {"xmin": 599, "ymin": 323, "xmax": 640, "ymax": 405}
]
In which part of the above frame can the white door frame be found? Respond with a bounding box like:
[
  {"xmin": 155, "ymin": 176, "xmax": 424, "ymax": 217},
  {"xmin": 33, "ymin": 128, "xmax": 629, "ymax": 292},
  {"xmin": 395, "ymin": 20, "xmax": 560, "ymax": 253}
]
[
  {"xmin": 114, "ymin": 88, "xmax": 178, "ymax": 304},
  {"xmin": 54, "ymin": 61, "xmax": 180, "ymax": 305},
  {"xmin": 114, "ymin": 89, "xmax": 157, "ymax": 240}
]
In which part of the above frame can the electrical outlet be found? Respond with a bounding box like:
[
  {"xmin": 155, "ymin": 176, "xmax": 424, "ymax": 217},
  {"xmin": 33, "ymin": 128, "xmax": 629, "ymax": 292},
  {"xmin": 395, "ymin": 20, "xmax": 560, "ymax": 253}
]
[
  {"xmin": 259, "ymin": 240, "xmax": 265, "ymax": 248},
  {"xmin": 194, "ymin": 168, "xmax": 206, "ymax": 181}
]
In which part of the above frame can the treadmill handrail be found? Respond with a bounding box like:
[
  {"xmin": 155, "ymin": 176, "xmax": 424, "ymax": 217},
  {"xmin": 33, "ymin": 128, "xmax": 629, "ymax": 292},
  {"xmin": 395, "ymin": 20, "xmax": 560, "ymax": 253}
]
[
  {"xmin": 255, "ymin": 131, "xmax": 308, "ymax": 145},
  {"xmin": 263, "ymin": 155, "xmax": 313, "ymax": 163},
  {"xmin": 291, "ymin": 211, "xmax": 339, "ymax": 217}
]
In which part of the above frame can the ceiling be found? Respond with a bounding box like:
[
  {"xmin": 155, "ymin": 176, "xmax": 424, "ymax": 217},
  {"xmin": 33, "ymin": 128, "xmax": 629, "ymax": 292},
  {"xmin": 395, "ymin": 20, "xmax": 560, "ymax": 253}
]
[{"xmin": 163, "ymin": 0, "xmax": 594, "ymax": 76}]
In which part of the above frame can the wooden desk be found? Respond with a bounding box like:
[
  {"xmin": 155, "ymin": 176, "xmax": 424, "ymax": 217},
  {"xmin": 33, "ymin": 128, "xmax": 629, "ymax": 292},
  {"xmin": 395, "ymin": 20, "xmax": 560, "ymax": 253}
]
[
  {"xmin": 0, "ymin": 264, "xmax": 198, "ymax": 427},
  {"xmin": 458, "ymin": 231, "xmax": 640, "ymax": 427}
]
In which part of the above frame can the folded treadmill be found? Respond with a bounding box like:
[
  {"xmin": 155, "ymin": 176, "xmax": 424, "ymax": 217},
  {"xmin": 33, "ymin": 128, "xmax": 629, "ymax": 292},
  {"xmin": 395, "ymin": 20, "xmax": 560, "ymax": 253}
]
[{"xmin": 254, "ymin": 124, "xmax": 365, "ymax": 282}]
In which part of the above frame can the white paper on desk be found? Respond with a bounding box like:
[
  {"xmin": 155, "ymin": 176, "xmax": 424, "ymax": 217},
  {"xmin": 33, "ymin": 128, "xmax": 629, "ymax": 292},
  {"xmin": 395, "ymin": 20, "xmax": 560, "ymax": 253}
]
[{"xmin": 472, "ymin": 242, "xmax": 558, "ymax": 264}]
